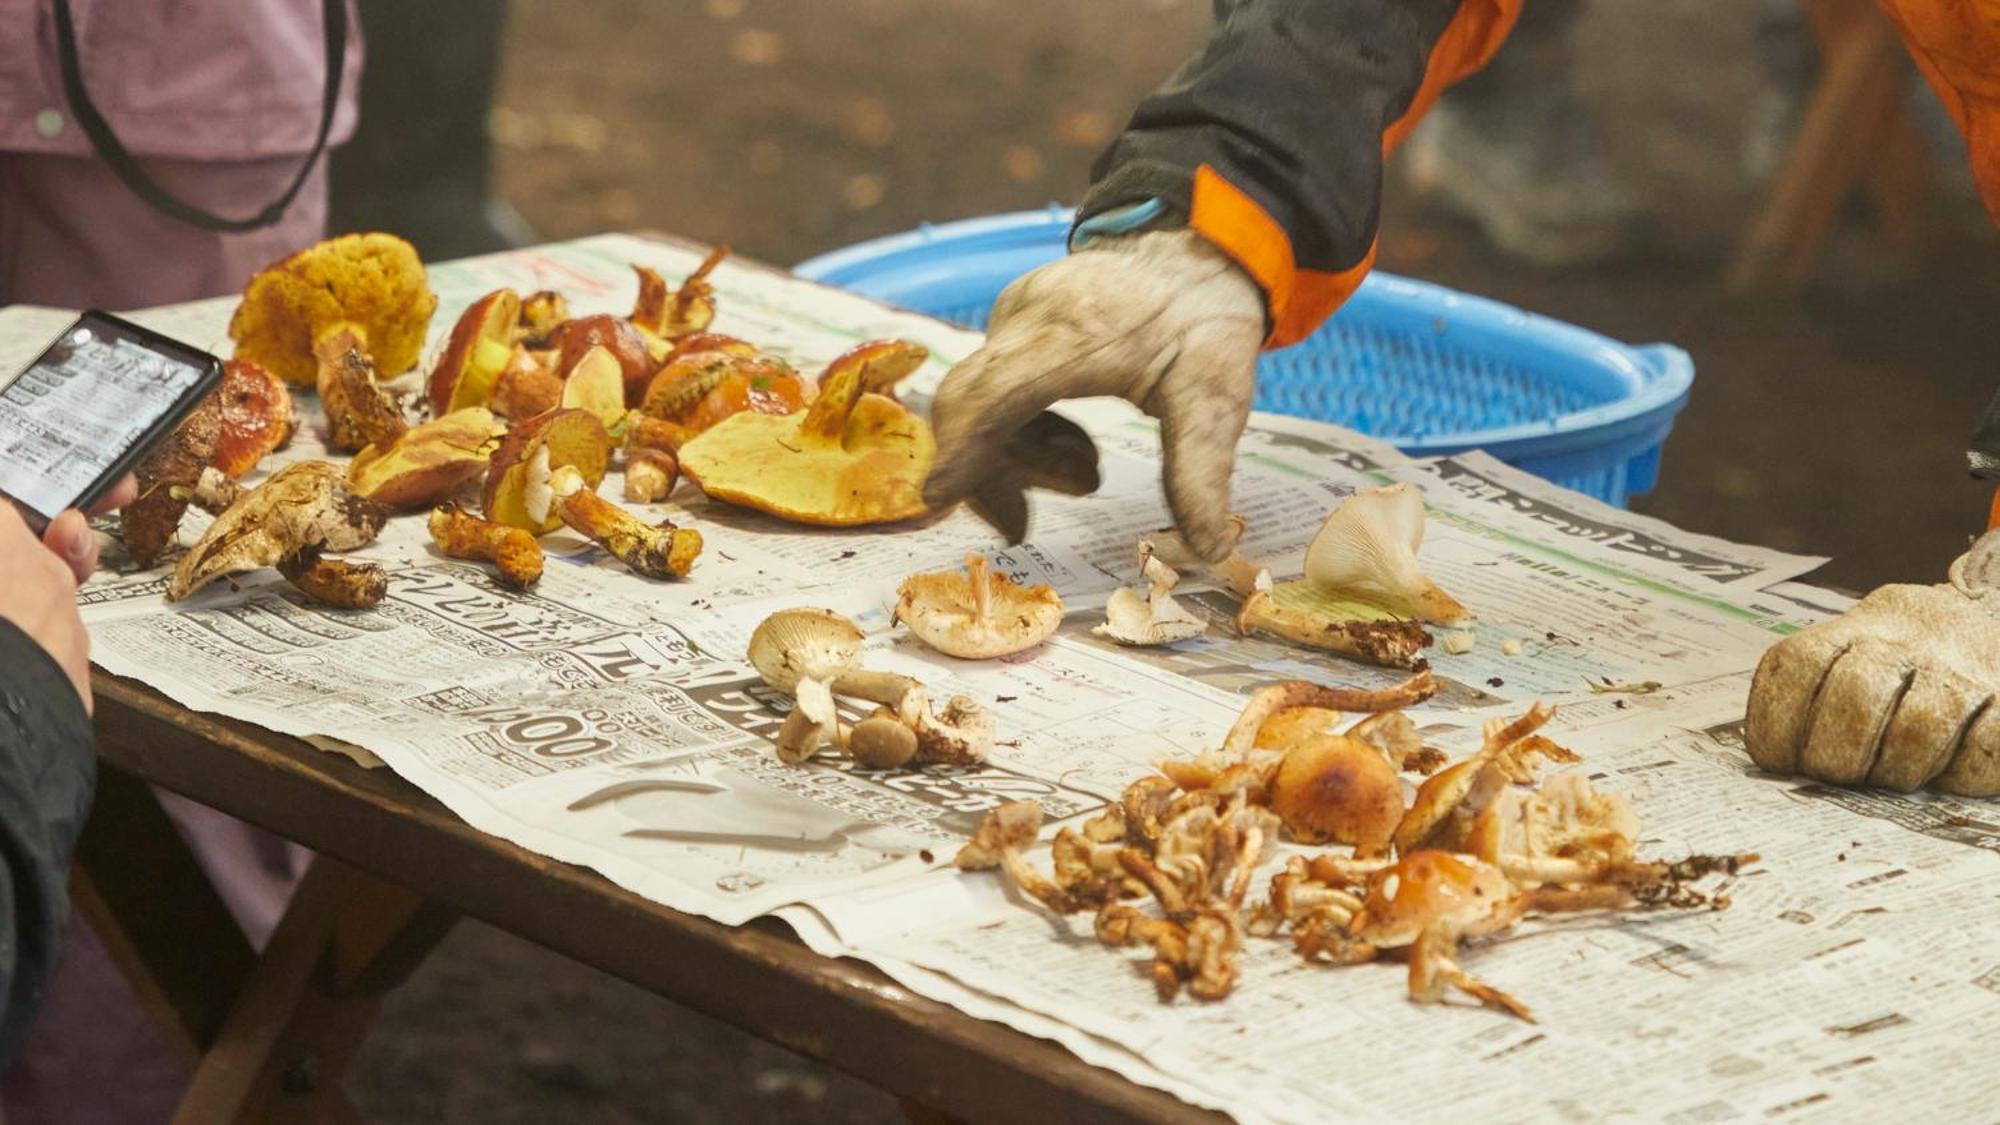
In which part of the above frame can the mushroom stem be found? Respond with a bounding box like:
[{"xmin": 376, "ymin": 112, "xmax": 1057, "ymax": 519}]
[{"xmin": 966, "ymin": 553, "xmax": 992, "ymax": 631}]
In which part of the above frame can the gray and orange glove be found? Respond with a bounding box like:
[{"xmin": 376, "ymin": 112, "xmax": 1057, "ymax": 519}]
[
  {"xmin": 924, "ymin": 0, "xmax": 1522, "ymax": 558},
  {"xmin": 1746, "ymin": 529, "xmax": 2000, "ymax": 797}
]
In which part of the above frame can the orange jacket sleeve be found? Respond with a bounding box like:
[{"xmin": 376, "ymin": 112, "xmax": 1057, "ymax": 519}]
[{"xmin": 1076, "ymin": 0, "xmax": 1522, "ymax": 348}]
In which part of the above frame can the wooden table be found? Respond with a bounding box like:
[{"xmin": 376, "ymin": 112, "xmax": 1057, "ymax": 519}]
[{"xmin": 81, "ymin": 672, "xmax": 1216, "ymax": 1124}]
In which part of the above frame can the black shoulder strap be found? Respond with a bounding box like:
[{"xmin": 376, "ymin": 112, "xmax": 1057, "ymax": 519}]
[{"xmin": 50, "ymin": 0, "xmax": 348, "ymax": 233}]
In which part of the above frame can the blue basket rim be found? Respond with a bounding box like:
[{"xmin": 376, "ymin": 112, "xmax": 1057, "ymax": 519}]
[{"xmin": 794, "ymin": 209, "xmax": 1694, "ymax": 455}]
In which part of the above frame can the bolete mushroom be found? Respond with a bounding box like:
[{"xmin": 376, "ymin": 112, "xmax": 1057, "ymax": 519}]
[
  {"xmin": 548, "ymin": 465, "xmax": 702, "ymax": 579},
  {"xmin": 639, "ymin": 350, "xmax": 807, "ymax": 434},
  {"xmin": 1303, "ymin": 483, "xmax": 1467, "ymax": 626},
  {"xmin": 895, "ymin": 554, "xmax": 1063, "ymax": 660},
  {"xmin": 228, "ymin": 232, "xmax": 437, "ymax": 386},
  {"xmin": 316, "ymin": 329, "xmax": 409, "ymax": 455},
  {"xmin": 675, "ymin": 346, "xmax": 934, "ymax": 526},
  {"xmin": 428, "ymin": 288, "xmax": 521, "ymax": 414},
  {"xmin": 123, "ymin": 392, "xmax": 224, "ymax": 568},
  {"xmin": 560, "ymin": 346, "xmax": 629, "ymax": 428},
  {"xmin": 483, "ymin": 408, "xmax": 613, "ymax": 534},
  {"xmin": 1095, "ymin": 547, "xmax": 1205, "ymax": 646},
  {"xmin": 630, "ymin": 247, "xmax": 726, "ymax": 343},
  {"xmin": 550, "ymin": 315, "xmax": 656, "ymax": 406},
  {"xmin": 348, "ymin": 408, "xmax": 504, "ymax": 509},
  {"xmin": 814, "ymin": 339, "xmax": 928, "ymax": 398},
  {"xmin": 168, "ymin": 461, "xmax": 387, "ymax": 601},
  {"xmin": 211, "ymin": 359, "xmax": 292, "ymax": 479}
]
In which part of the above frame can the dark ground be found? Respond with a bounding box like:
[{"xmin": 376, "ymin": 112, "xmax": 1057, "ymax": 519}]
[{"xmin": 340, "ymin": 1, "xmax": 2000, "ymax": 1120}]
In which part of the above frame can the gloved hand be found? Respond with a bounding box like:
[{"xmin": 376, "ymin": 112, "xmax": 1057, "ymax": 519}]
[
  {"xmin": 922, "ymin": 230, "xmax": 1266, "ymax": 564},
  {"xmin": 1745, "ymin": 529, "xmax": 2000, "ymax": 796}
]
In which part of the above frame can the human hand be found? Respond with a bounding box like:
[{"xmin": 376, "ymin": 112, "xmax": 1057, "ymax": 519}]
[
  {"xmin": 1745, "ymin": 529, "xmax": 2000, "ymax": 796},
  {"xmin": 36, "ymin": 475, "xmax": 136, "ymax": 584},
  {"xmin": 922, "ymin": 230, "xmax": 1266, "ymax": 563},
  {"xmin": 0, "ymin": 503, "xmax": 95, "ymax": 713}
]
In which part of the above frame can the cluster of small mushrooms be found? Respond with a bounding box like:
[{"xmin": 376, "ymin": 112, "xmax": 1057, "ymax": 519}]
[
  {"xmin": 955, "ymin": 674, "xmax": 1755, "ymax": 1019},
  {"xmin": 745, "ymin": 554, "xmax": 1070, "ymax": 769},
  {"xmin": 122, "ymin": 232, "xmax": 943, "ymax": 608}
]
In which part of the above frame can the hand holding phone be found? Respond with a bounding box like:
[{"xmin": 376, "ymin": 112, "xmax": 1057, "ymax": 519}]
[{"xmin": 0, "ymin": 311, "xmax": 221, "ymax": 539}]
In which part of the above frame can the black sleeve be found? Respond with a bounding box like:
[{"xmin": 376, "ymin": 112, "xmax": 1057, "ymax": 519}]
[
  {"xmin": 0, "ymin": 619, "xmax": 96, "ymax": 1067},
  {"xmin": 1081, "ymin": 0, "xmax": 1461, "ymax": 274}
]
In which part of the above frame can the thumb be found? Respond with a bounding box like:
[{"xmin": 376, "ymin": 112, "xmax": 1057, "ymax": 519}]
[
  {"xmin": 43, "ymin": 509, "xmax": 99, "ymax": 585},
  {"xmin": 923, "ymin": 322, "xmax": 1136, "ymax": 510},
  {"xmin": 1152, "ymin": 320, "xmax": 1259, "ymax": 564}
]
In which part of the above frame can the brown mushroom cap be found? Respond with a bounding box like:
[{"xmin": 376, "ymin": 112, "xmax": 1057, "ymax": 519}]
[
  {"xmin": 895, "ymin": 554, "xmax": 1063, "ymax": 660},
  {"xmin": 1268, "ymin": 734, "xmax": 1405, "ymax": 853},
  {"xmin": 848, "ymin": 710, "xmax": 919, "ymax": 769},
  {"xmin": 429, "ymin": 288, "xmax": 522, "ymax": 414}
]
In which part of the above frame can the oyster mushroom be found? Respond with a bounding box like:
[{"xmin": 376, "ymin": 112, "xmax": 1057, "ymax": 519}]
[
  {"xmin": 1095, "ymin": 548, "xmax": 1206, "ymax": 646},
  {"xmin": 1303, "ymin": 483, "xmax": 1467, "ymax": 626},
  {"xmin": 895, "ymin": 554, "xmax": 1064, "ymax": 659}
]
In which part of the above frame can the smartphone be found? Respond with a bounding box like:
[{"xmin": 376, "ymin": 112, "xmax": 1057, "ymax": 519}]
[{"xmin": 0, "ymin": 311, "xmax": 222, "ymax": 533}]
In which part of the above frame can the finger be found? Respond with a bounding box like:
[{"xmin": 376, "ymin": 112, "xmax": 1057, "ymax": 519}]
[
  {"xmin": 967, "ymin": 473, "xmax": 1030, "ymax": 546},
  {"xmin": 923, "ymin": 326, "xmax": 1133, "ymax": 510},
  {"xmin": 42, "ymin": 509, "xmax": 100, "ymax": 584},
  {"xmin": 1869, "ymin": 670, "xmax": 1984, "ymax": 791},
  {"xmin": 1744, "ymin": 630, "xmax": 1847, "ymax": 776},
  {"xmin": 90, "ymin": 475, "xmax": 139, "ymax": 515},
  {"xmin": 1934, "ymin": 701, "xmax": 2000, "ymax": 797},
  {"xmin": 1796, "ymin": 643, "xmax": 1911, "ymax": 785},
  {"xmin": 1153, "ymin": 325, "xmax": 1257, "ymax": 565}
]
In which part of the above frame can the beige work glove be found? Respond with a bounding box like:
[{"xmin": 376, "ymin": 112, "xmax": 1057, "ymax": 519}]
[
  {"xmin": 922, "ymin": 230, "xmax": 1266, "ymax": 563},
  {"xmin": 1745, "ymin": 529, "xmax": 2000, "ymax": 796}
]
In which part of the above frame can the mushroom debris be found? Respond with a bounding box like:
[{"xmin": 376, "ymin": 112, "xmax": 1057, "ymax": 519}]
[
  {"xmin": 1146, "ymin": 514, "xmax": 1436, "ymax": 671},
  {"xmin": 747, "ymin": 608, "xmax": 996, "ymax": 767},
  {"xmin": 895, "ymin": 554, "xmax": 1064, "ymax": 659},
  {"xmin": 1094, "ymin": 545, "xmax": 1205, "ymax": 647},
  {"xmin": 955, "ymin": 674, "xmax": 1755, "ymax": 1016}
]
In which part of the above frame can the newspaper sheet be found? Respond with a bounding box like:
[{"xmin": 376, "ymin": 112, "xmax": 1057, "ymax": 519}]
[{"xmin": 12, "ymin": 231, "xmax": 1990, "ymax": 1121}]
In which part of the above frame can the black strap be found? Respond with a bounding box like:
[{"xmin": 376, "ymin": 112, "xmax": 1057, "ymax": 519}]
[{"xmin": 50, "ymin": 0, "xmax": 348, "ymax": 232}]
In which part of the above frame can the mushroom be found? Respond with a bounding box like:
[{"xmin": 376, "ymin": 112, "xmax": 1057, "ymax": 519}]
[
  {"xmin": 1391, "ymin": 703, "xmax": 1557, "ymax": 856},
  {"xmin": 675, "ymin": 344, "xmax": 934, "ymax": 526},
  {"xmin": 315, "ymin": 328, "xmax": 408, "ymax": 455},
  {"xmin": 1266, "ymin": 734, "xmax": 1405, "ymax": 854},
  {"xmin": 348, "ymin": 408, "xmax": 504, "ymax": 509},
  {"xmin": 428, "ymin": 288, "xmax": 521, "ymax": 414},
  {"xmin": 550, "ymin": 314, "xmax": 656, "ymax": 406},
  {"xmin": 211, "ymin": 359, "xmax": 292, "ymax": 479},
  {"xmin": 775, "ymin": 676, "xmax": 840, "ymax": 764},
  {"xmin": 640, "ymin": 349, "xmax": 806, "ymax": 434},
  {"xmin": 1464, "ymin": 773, "xmax": 1639, "ymax": 866},
  {"xmin": 747, "ymin": 608, "xmax": 867, "ymax": 691},
  {"xmin": 846, "ymin": 708, "xmax": 919, "ymax": 769},
  {"xmin": 561, "ymin": 346, "xmax": 633, "ymax": 428},
  {"xmin": 746, "ymin": 608, "xmax": 998, "ymax": 767},
  {"xmin": 895, "ymin": 554, "xmax": 1064, "ymax": 659},
  {"xmin": 630, "ymin": 247, "xmax": 727, "ymax": 344},
  {"xmin": 1302, "ymin": 483, "xmax": 1467, "ymax": 626},
  {"xmin": 168, "ymin": 461, "xmax": 388, "ymax": 601},
  {"xmin": 1094, "ymin": 548, "xmax": 1206, "ymax": 646},
  {"xmin": 227, "ymin": 232, "xmax": 437, "ymax": 386},
  {"xmin": 1235, "ymin": 569, "xmax": 1432, "ymax": 670},
  {"xmin": 1218, "ymin": 672, "xmax": 1438, "ymax": 758},
  {"xmin": 1343, "ymin": 710, "xmax": 1446, "ymax": 774},
  {"xmin": 483, "ymin": 408, "xmax": 613, "ymax": 533},
  {"xmin": 122, "ymin": 391, "xmax": 223, "ymax": 568}
]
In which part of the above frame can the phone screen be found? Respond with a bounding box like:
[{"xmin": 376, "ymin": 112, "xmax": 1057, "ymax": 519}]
[{"xmin": 0, "ymin": 315, "xmax": 217, "ymax": 527}]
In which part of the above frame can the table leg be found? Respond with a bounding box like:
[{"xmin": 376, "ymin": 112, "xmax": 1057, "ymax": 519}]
[
  {"xmin": 168, "ymin": 858, "xmax": 457, "ymax": 1124},
  {"xmin": 71, "ymin": 763, "xmax": 258, "ymax": 1064}
]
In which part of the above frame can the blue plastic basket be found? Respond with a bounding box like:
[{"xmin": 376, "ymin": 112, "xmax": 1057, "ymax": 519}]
[{"xmin": 795, "ymin": 207, "xmax": 1695, "ymax": 506}]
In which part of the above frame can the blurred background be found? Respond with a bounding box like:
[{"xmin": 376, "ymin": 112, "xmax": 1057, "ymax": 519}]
[{"xmin": 326, "ymin": 0, "xmax": 1999, "ymax": 1119}]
